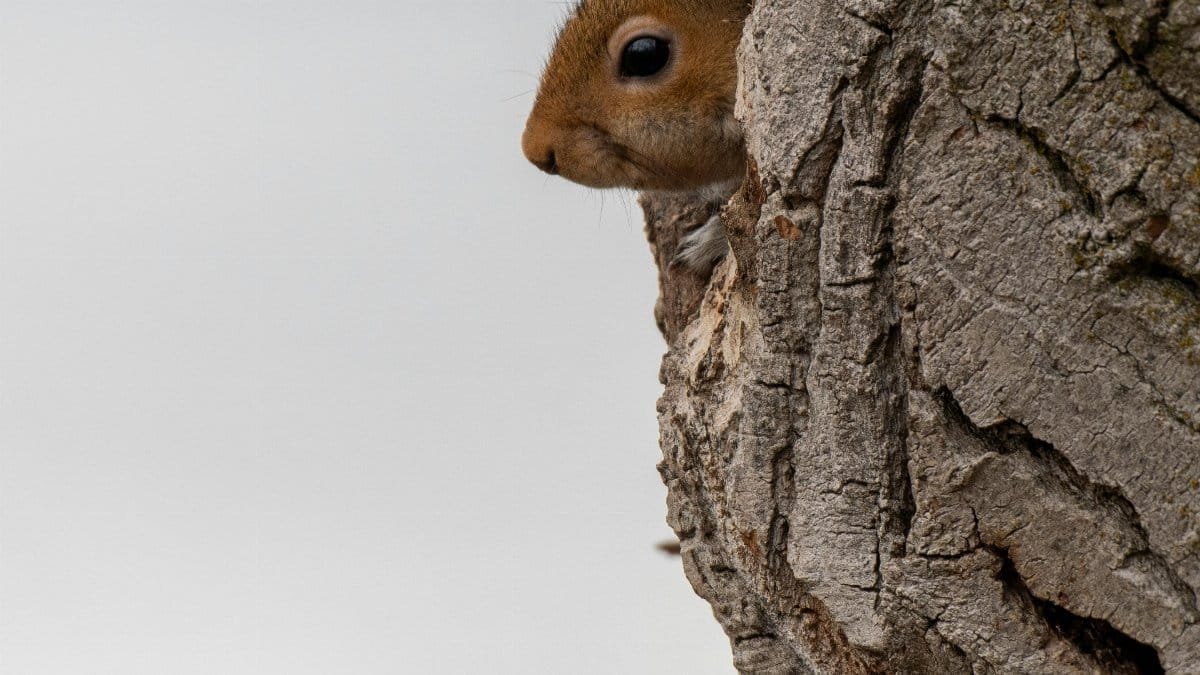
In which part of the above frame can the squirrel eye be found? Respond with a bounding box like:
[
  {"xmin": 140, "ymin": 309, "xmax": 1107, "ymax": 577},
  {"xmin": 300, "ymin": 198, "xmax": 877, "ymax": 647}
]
[{"xmin": 619, "ymin": 36, "xmax": 670, "ymax": 78}]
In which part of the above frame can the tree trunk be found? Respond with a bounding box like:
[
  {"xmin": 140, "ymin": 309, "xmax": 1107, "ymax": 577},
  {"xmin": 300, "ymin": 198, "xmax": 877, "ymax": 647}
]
[{"xmin": 646, "ymin": 0, "xmax": 1200, "ymax": 672}]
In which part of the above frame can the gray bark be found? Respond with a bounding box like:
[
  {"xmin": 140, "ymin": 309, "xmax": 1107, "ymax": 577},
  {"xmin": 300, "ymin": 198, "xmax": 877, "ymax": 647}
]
[{"xmin": 645, "ymin": 0, "xmax": 1200, "ymax": 672}]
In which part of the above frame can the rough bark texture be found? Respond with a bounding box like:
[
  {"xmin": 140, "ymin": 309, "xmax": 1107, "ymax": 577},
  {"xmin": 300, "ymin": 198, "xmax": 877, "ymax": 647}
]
[{"xmin": 646, "ymin": 0, "xmax": 1200, "ymax": 672}]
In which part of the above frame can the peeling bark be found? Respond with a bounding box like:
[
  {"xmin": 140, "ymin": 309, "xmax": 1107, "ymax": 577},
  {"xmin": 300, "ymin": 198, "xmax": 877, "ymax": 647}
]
[{"xmin": 645, "ymin": 0, "xmax": 1200, "ymax": 672}]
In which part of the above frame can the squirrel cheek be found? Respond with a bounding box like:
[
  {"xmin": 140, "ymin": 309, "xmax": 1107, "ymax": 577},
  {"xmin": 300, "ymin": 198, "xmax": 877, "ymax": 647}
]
[{"xmin": 567, "ymin": 132, "xmax": 642, "ymax": 188}]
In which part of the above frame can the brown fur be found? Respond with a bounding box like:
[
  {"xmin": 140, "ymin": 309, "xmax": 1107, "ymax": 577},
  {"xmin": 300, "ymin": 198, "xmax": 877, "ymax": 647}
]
[{"xmin": 522, "ymin": 0, "xmax": 750, "ymax": 191}]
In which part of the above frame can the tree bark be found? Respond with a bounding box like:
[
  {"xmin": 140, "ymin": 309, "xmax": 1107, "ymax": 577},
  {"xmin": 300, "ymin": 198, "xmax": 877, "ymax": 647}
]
[{"xmin": 646, "ymin": 0, "xmax": 1200, "ymax": 672}]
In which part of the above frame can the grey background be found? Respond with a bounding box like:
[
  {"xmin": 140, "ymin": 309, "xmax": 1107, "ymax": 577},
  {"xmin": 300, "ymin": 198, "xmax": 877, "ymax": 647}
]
[{"xmin": 0, "ymin": 1, "xmax": 730, "ymax": 672}]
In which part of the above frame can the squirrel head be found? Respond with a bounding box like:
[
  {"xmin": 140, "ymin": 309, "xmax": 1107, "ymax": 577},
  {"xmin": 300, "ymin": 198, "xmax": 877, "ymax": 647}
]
[{"xmin": 522, "ymin": 0, "xmax": 749, "ymax": 192}]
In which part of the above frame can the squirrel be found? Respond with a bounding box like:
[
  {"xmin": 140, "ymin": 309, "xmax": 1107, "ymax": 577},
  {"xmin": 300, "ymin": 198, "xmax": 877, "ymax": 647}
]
[{"xmin": 521, "ymin": 0, "xmax": 751, "ymax": 271}]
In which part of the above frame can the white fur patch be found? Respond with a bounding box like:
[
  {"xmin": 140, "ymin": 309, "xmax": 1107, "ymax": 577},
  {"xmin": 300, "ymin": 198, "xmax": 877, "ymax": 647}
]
[{"xmin": 673, "ymin": 213, "xmax": 728, "ymax": 271}]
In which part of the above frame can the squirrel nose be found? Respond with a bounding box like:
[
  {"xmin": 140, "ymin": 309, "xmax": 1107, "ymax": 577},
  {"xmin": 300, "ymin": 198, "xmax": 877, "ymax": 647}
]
[
  {"xmin": 522, "ymin": 119, "xmax": 560, "ymax": 176},
  {"xmin": 533, "ymin": 150, "xmax": 558, "ymax": 175}
]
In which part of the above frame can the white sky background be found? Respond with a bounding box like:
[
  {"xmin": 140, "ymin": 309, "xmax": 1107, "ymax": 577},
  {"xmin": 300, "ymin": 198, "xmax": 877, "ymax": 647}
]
[{"xmin": 0, "ymin": 1, "xmax": 733, "ymax": 672}]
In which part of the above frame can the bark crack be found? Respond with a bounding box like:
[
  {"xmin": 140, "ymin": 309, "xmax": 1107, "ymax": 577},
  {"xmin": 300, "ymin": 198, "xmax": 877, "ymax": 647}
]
[
  {"xmin": 1107, "ymin": 243, "xmax": 1200, "ymax": 300},
  {"xmin": 1107, "ymin": 24, "xmax": 1200, "ymax": 124},
  {"xmin": 978, "ymin": 114, "xmax": 1102, "ymax": 217},
  {"xmin": 990, "ymin": 545, "xmax": 1166, "ymax": 675},
  {"xmin": 937, "ymin": 387, "xmax": 1200, "ymax": 629}
]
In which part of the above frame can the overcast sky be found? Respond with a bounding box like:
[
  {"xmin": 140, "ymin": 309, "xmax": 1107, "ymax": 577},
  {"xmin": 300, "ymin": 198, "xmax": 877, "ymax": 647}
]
[{"xmin": 0, "ymin": 2, "xmax": 733, "ymax": 673}]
